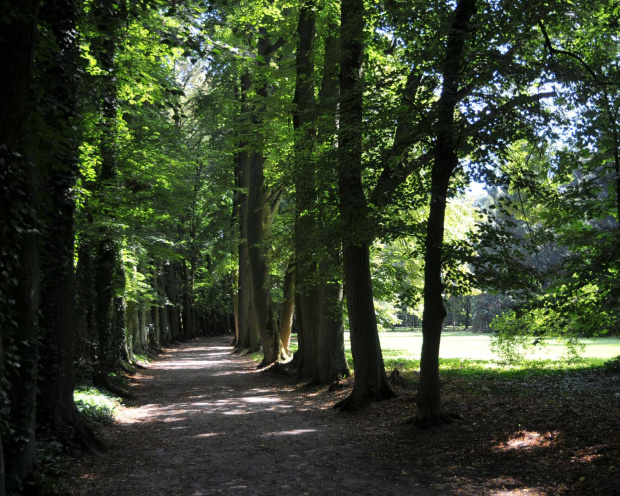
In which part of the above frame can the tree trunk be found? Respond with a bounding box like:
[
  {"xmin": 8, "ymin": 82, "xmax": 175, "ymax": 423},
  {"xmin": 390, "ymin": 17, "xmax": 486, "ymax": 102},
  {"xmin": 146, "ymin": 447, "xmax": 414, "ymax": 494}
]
[
  {"xmin": 417, "ymin": 156, "xmax": 453, "ymax": 426},
  {"xmin": 35, "ymin": 0, "xmax": 105, "ymax": 454},
  {"xmin": 94, "ymin": 238, "xmax": 117, "ymax": 374},
  {"xmin": 464, "ymin": 296, "xmax": 471, "ymax": 330},
  {"xmin": 5, "ymin": 160, "xmax": 40, "ymax": 486},
  {"xmin": 182, "ymin": 263, "xmax": 195, "ymax": 339},
  {"xmin": 416, "ymin": 0, "xmax": 476, "ymax": 427},
  {"xmin": 90, "ymin": 0, "xmax": 126, "ymax": 388},
  {"xmin": 165, "ymin": 263, "xmax": 181, "ymax": 340},
  {"xmin": 235, "ymin": 72, "xmax": 259, "ymax": 352},
  {"xmin": 0, "ymin": 2, "xmax": 40, "ymax": 488},
  {"xmin": 151, "ymin": 265, "xmax": 161, "ymax": 347},
  {"xmin": 247, "ymin": 28, "xmax": 282, "ymax": 366},
  {"xmin": 279, "ymin": 263, "xmax": 296, "ymax": 356},
  {"xmin": 336, "ymin": 0, "xmax": 394, "ymax": 409},
  {"xmin": 293, "ymin": 2, "xmax": 320, "ymax": 380},
  {"xmin": 316, "ymin": 261, "xmax": 350, "ymax": 383}
]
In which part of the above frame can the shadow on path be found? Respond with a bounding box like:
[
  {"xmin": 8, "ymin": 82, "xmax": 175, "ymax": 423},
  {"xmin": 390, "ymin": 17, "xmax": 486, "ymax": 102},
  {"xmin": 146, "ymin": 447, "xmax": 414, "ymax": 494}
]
[{"xmin": 67, "ymin": 336, "xmax": 430, "ymax": 496}]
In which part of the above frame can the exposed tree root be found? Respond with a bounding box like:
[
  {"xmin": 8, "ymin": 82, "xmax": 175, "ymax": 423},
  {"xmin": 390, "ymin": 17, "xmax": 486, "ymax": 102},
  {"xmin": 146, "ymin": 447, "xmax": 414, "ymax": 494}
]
[
  {"xmin": 132, "ymin": 360, "xmax": 147, "ymax": 370},
  {"xmin": 92, "ymin": 370, "xmax": 135, "ymax": 400},
  {"xmin": 328, "ymin": 380, "xmax": 350, "ymax": 392},
  {"xmin": 262, "ymin": 362, "xmax": 288, "ymax": 375},
  {"xmin": 257, "ymin": 358, "xmax": 277, "ymax": 370},
  {"xmin": 41, "ymin": 406, "xmax": 107, "ymax": 459},
  {"xmin": 333, "ymin": 381, "xmax": 397, "ymax": 411},
  {"xmin": 408, "ymin": 411, "xmax": 458, "ymax": 429},
  {"xmin": 68, "ymin": 413, "xmax": 108, "ymax": 455}
]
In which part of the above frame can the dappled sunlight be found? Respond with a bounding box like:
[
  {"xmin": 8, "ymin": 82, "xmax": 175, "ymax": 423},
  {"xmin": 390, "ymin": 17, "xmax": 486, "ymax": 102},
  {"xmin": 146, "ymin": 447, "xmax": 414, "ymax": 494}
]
[
  {"xmin": 486, "ymin": 476, "xmax": 547, "ymax": 495},
  {"xmin": 241, "ymin": 396, "xmax": 281, "ymax": 404},
  {"xmin": 261, "ymin": 429, "xmax": 317, "ymax": 437},
  {"xmin": 571, "ymin": 444, "xmax": 609, "ymax": 464},
  {"xmin": 193, "ymin": 432, "xmax": 223, "ymax": 439},
  {"xmin": 154, "ymin": 359, "xmax": 231, "ymax": 370},
  {"xmin": 495, "ymin": 430, "xmax": 561, "ymax": 452},
  {"xmin": 212, "ymin": 369, "xmax": 259, "ymax": 377}
]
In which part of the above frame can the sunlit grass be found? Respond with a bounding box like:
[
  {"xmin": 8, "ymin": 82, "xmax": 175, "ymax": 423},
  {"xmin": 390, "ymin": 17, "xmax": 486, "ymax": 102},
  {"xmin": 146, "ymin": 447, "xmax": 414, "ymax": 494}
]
[
  {"xmin": 347, "ymin": 330, "xmax": 620, "ymax": 391},
  {"xmin": 256, "ymin": 329, "xmax": 619, "ymax": 393},
  {"xmin": 74, "ymin": 386, "xmax": 121, "ymax": 424},
  {"xmin": 372, "ymin": 330, "xmax": 620, "ymax": 361}
]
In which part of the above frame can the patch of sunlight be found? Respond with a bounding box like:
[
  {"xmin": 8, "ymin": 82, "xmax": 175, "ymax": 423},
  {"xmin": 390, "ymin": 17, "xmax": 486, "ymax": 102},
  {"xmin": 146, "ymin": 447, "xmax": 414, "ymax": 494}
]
[
  {"xmin": 241, "ymin": 396, "xmax": 281, "ymax": 404},
  {"xmin": 571, "ymin": 445, "xmax": 608, "ymax": 464},
  {"xmin": 489, "ymin": 478, "xmax": 546, "ymax": 495},
  {"xmin": 194, "ymin": 432, "xmax": 222, "ymax": 439},
  {"xmin": 156, "ymin": 360, "xmax": 230, "ymax": 370},
  {"xmin": 187, "ymin": 346, "xmax": 230, "ymax": 352},
  {"xmin": 262, "ymin": 429, "xmax": 316, "ymax": 437},
  {"xmin": 495, "ymin": 431, "xmax": 561, "ymax": 452}
]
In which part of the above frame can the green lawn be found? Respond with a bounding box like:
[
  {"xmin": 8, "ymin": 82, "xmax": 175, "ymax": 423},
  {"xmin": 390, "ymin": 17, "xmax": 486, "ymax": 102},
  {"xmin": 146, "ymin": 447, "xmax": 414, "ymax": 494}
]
[{"xmin": 365, "ymin": 330, "xmax": 620, "ymax": 361}]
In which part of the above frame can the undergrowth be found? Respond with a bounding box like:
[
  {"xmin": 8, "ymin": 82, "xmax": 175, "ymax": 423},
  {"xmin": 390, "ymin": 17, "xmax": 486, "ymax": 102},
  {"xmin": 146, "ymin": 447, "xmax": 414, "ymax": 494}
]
[{"xmin": 74, "ymin": 386, "xmax": 121, "ymax": 424}]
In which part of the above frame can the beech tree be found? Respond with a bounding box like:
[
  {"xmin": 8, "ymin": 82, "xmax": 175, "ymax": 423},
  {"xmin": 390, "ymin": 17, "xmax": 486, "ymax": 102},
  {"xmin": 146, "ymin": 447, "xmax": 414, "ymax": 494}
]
[
  {"xmin": 0, "ymin": 2, "xmax": 41, "ymax": 490},
  {"xmin": 293, "ymin": 1, "xmax": 349, "ymax": 384},
  {"xmin": 335, "ymin": 0, "xmax": 395, "ymax": 409}
]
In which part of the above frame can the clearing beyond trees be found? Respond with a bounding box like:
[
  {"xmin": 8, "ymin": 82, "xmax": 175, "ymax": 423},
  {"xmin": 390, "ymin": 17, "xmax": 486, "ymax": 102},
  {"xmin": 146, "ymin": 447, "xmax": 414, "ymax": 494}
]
[{"xmin": 63, "ymin": 336, "xmax": 619, "ymax": 496}]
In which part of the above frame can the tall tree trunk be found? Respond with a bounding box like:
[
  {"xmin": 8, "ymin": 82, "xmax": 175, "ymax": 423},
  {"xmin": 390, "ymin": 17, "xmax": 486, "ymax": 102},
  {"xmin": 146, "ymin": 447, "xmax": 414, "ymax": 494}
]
[
  {"xmin": 235, "ymin": 72, "xmax": 259, "ymax": 352},
  {"xmin": 416, "ymin": 0, "xmax": 476, "ymax": 427},
  {"xmin": 36, "ymin": 0, "xmax": 105, "ymax": 454},
  {"xmin": 247, "ymin": 28, "xmax": 282, "ymax": 367},
  {"xmin": 5, "ymin": 161, "xmax": 40, "ymax": 487},
  {"xmin": 293, "ymin": 7, "xmax": 347, "ymax": 383},
  {"xmin": 182, "ymin": 262, "xmax": 195, "ymax": 339},
  {"xmin": 336, "ymin": 0, "xmax": 394, "ymax": 410},
  {"xmin": 151, "ymin": 265, "xmax": 161, "ymax": 347},
  {"xmin": 90, "ymin": 0, "xmax": 126, "ymax": 389},
  {"xmin": 165, "ymin": 263, "xmax": 181, "ymax": 340},
  {"xmin": 0, "ymin": 2, "xmax": 40, "ymax": 489},
  {"xmin": 294, "ymin": 1, "xmax": 320, "ymax": 380}
]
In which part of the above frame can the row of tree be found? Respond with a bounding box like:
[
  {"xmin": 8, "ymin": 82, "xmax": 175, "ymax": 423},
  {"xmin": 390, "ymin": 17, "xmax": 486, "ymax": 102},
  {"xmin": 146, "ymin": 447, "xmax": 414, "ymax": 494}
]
[
  {"xmin": 221, "ymin": 0, "xmax": 619, "ymax": 421},
  {"xmin": 1, "ymin": 1, "xmax": 238, "ymax": 493},
  {"xmin": 1, "ymin": 0, "xmax": 618, "ymax": 492}
]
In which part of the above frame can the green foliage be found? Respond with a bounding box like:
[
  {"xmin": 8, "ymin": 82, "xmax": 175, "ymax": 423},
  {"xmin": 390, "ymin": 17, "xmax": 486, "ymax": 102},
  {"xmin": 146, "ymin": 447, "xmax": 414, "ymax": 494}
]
[
  {"xmin": 490, "ymin": 308, "xmax": 586, "ymax": 363},
  {"xmin": 74, "ymin": 387, "xmax": 120, "ymax": 424}
]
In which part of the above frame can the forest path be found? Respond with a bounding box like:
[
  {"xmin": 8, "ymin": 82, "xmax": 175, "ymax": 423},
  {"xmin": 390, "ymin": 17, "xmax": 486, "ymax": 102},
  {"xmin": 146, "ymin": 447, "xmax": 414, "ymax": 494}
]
[{"xmin": 66, "ymin": 336, "xmax": 429, "ymax": 496}]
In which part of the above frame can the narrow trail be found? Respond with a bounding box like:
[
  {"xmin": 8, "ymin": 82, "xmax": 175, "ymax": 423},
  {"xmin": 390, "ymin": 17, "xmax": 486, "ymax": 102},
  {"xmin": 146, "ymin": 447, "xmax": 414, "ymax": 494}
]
[{"xmin": 67, "ymin": 336, "xmax": 429, "ymax": 495}]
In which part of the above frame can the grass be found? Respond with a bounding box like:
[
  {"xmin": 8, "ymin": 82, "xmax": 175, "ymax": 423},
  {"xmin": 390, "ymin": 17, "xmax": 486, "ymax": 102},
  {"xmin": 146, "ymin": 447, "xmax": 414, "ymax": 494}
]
[
  {"xmin": 341, "ymin": 330, "xmax": 620, "ymax": 392},
  {"xmin": 251, "ymin": 329, "xmax": 620, "ymax": 396},
  {"xmin": 373, "ymin": 329, "xmax": 620, "ymax": 361}
]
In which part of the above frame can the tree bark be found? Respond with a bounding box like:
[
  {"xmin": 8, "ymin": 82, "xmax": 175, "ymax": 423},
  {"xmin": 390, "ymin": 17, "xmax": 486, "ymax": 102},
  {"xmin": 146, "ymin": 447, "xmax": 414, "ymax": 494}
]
[
  {"xmin": 36, "ymin": 0, "xmax": 105, "ymax": 454},
  {"xmin": 293, "ymin": 2, "xmax": 320, "ymax": 380},
  {"xmin": 5, "ymin": 160, "xmax": 40, "ymax": 486},
  {"xmin": 416, "ymin": 0, "xmax": 476, "ymax": 427},
  {"xmin": 316, "ymin": 261, "xmax": 350, "ymax": 383},
  {"xmin": 0, "ymin": 2, "xmax": 40, "ymax": 488},
  {"xmin": 279, "ymin": 262, "xmax": 296, "ymax": 356},
  {"xmin": 247, "ymin": 27, "xmax": 282, "ymax": 367},
  {"xmin": 293, "ymin": 8, "xmax": 348, "ymax": 383},
  {"xmin": 235, "ymin": 72, "xmax": 260, "ymax": 352},
  {"xmin": 336, "ymin": 0, "xmax": 393, "ymax": 410},
  {"xmin": 90, "ymin": 0, "xmax": 126, "ymax": 389}
]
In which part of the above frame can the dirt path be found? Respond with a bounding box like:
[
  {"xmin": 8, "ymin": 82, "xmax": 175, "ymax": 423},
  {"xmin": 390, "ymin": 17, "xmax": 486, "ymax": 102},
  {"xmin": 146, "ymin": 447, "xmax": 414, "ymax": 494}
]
[{"xmin": 66, "ymin": 336, "xmax": 429, "ymax": 495}]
